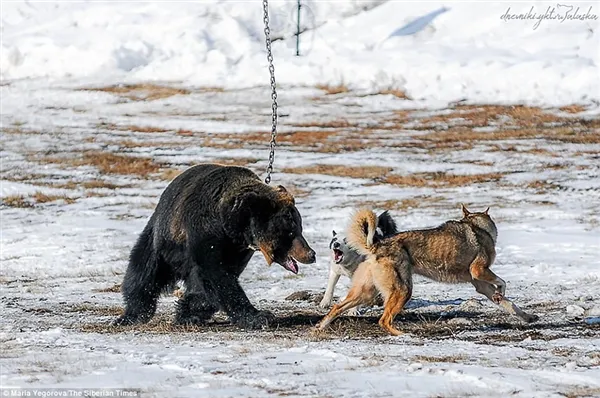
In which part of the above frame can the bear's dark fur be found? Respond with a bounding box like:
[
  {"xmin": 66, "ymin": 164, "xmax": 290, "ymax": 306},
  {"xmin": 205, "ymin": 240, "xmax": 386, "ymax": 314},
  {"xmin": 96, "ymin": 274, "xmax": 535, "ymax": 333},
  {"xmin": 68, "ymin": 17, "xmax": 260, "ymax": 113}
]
[{"xmin": 114, "ymin": 164, "xmax": 316, "ymax": 329}]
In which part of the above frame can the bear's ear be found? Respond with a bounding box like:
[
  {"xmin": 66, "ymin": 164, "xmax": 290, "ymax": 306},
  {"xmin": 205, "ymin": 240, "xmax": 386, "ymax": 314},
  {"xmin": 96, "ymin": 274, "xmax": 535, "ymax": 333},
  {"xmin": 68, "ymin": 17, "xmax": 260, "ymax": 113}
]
[
  {"xmin": 221, "ymin": 192, "xmax": 262, "ymax": 237},
  {"xmin": 275, "ymin": 185, "xmax": 295, "ymax": 206},
  {"xmin": 332, "ymin": 230, "xmax": 337, "ymax": 237},
  {"xmin": 231, "ymin": 192, "xmax": 259, "ymax": 215}
]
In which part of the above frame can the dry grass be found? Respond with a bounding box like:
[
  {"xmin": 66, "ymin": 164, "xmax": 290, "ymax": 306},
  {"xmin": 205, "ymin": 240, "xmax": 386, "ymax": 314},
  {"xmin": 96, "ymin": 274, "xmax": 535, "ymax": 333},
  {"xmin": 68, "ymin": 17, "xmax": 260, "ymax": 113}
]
[
  {"xmin": 352, "ymin": 196, "xmax": 446, "ymax": 211},
  {"xmin": 210, "ymin": 157, "xmax": 260, "ymax": 167},
  {"xmin": 32, "ymin": 191, "xmax": 76, "ymax": 204},
  {"xmin": 560, "ymin": 387, "xmax": 600, "ymax": 398},
  {"xmin": 33, "ymin": 151, "xmax": 163, "ymax": 177},
  {"xmin": 282, "ymin": 165, "xmax": 392, "ymax": 179},
  {"xmin": 526, "ymin": 180, "xmax": 560, "ymax": 194},
  {"xmin": 176, "ymin": 129, "xmax": 195, "ymax": 136},
  {"xmin": 413, "ymin": 354, "xmax": 467, "ymax": 363},
  {"xmin": 255, "ymin": 130, "xmax": 339, "ymax": 147},
  {"xmin": 158, "ymin": 158, "xmax": 263, "ymax": 181},
  {"xmin": 377, "ymin": 88, "xmax": 411, "ymax": 99},
  {"xmin": 3, "ymin": 173, "xmax": 130, "ymax": 192},
  {"xmin": 196, "ymin": 130, "xmax": 353, "ymax": 153},
  {"xmin": 559, "ymin": 105, "xmax": 587, "ymax": 114},
  {"xmin": 2, "ymin": 195, "xmax": 33, "ymax": 208},
  {"xmin": 1, "ymin": 127, "xmax": 41, "ymax": 135},
  {"xmin": 92, "ymin": 284, "xmax": 122, "ymax": 293},
  {"xmin": 159, "ymin": 168, "xmax": 183, "ymax": 181},
  {"xmin": 290, "ymin": 120, "xmax": 358, "ymax": 129},
  {"xmin": 420, "ymin": 127, "xmax": 546, "ymax": 143},
  {"xmin": 196, "ymin": 86, "xmax": 226, "ymax": 93},
  {"xmin": 118, "ymin": 140, "xmax": 184, "ymax": 148},
  {"xmin": 188, "ymin": 105, "xmax": 597, "ymax": 155},
  {"xmin": 81, "ymin": 180, "xmax": 121, "ymax": 190},
  {"xmin": 552, "ymin": 132, "xmax": 600, "ymax": 144},
  {"xmin": 417, "ymin": 105, "xmax": 563, "ymax": 129},
  {"xmin": 125, "ymin": 125, "xmax": 170, "ymax": 133},
  {"xmin": 382, "ymin": 172, "xmax": 504, "ymax": 188},
  {"xmin": 282, "ymin": 164, "xmax": 504, "ymax": 188},
  {"xmin": 66, "ymin": 303, "xmax": 123, "ymax": 317},
  {"xmin": 80, "ymin": 152, "xmax": 161, "ymax": 176},
  {"xmin": 81, "ymin": 83, "xmax": 190, "ymax": 101},
  {"xmin": 96, "ymin": 123, "xmax": 169, "ymax": 133},
  {"xmin": 315, "ymin": 83, "xmax": 350, "ymax": 95}
]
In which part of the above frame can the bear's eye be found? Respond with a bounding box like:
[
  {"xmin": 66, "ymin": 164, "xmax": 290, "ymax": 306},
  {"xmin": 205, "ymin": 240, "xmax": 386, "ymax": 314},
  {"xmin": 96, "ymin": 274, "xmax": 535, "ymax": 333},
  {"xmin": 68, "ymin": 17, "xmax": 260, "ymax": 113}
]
[{"xmin": 288, "ymin": 232, "xmax": 295, "ymax": 238}]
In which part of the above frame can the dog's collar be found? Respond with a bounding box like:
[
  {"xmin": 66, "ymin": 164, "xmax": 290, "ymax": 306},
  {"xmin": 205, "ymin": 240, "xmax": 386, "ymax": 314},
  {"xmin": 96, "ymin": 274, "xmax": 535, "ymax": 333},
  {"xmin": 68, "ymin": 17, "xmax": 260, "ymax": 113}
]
[{"xmin": 248, "ymin": 244, "xmax": 259, "ymax": 251}]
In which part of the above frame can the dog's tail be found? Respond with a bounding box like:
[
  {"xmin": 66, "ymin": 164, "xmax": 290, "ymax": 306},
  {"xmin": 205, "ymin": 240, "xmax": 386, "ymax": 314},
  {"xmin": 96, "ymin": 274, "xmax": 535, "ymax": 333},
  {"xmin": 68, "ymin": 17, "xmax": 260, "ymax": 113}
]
[{"xmin": 347, "ymin": 208, "xmax": 379, "ymax": 256}]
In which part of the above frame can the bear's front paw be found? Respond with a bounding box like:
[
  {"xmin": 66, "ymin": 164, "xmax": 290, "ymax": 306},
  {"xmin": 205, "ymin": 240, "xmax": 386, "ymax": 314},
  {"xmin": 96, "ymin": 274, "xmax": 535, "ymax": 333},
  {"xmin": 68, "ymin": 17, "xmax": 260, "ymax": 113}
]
[
  {"xmin": 112, "ymin": 315, "xmax": 138, "ymax": 326},
  {"xmin": 234, "ymin": 310, "xmax": 275, "ymax": 330}
]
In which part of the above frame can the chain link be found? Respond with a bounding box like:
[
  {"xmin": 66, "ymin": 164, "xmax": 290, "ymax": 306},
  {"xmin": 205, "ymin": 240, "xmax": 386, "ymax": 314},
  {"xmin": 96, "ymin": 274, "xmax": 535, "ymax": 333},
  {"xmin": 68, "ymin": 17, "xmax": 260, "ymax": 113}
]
[{"xmin": 263, "ymin": 0, "xmax": 278, "ymax": 185}]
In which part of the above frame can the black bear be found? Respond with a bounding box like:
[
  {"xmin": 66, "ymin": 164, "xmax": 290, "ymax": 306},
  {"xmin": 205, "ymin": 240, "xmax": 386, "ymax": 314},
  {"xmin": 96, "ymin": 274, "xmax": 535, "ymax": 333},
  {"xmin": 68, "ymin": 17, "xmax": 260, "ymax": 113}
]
[{"xmin": 114, "ymin": 164, "xmax": 316, "ymax": 329}]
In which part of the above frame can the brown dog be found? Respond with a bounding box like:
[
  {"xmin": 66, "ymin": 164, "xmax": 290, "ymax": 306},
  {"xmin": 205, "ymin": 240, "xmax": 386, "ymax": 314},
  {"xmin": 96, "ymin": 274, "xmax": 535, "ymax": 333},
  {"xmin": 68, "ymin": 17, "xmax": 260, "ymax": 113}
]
[{"xmin": 316, "ymin": 206, "xmax": 537, "ymax": 336}]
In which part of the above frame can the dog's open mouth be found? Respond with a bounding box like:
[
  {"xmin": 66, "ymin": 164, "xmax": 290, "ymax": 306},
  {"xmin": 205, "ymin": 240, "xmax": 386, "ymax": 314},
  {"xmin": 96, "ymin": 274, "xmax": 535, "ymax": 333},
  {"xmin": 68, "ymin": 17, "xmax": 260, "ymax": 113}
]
[
  {"xmin": 278, "ymin": 257, "xmax": 298, "ymax": 274},
  {"xmin": 333, "ymin": 249, "xmax": 343, "ymax": 264}
]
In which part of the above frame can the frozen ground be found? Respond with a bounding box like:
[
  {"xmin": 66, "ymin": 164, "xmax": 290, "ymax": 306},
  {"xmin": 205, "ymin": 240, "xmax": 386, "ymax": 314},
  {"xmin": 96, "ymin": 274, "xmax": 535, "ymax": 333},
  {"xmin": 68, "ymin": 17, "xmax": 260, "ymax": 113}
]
[
  {"xmin": 1, "ymin": 81, "xmax": 599, "ymax": 397},
  {"xmin": 1, "ymin": 1, "xmax": 600, "ymax": 397}
]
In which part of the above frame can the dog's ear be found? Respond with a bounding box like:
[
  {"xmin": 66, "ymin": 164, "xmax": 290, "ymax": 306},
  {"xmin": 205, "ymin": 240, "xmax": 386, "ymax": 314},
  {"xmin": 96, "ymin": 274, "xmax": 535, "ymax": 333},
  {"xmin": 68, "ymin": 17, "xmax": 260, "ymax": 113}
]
[
  {"xmin": 461, "ymin": 204, "xmax": 471, "ymax": 217},
  {"xmin": 377, "ymin": 211, "xmax": 398, "ymax": 237},
  {"xmin": 332, "ymin": 230, "xmax": 337, "ymax": 237},
  {"xmin": 484, "ymin": 207, "xmax": 490, "ymax": 215},
  {"xmin": 275, "ymin": 185, "xmax": 295, "ymax": 206}
]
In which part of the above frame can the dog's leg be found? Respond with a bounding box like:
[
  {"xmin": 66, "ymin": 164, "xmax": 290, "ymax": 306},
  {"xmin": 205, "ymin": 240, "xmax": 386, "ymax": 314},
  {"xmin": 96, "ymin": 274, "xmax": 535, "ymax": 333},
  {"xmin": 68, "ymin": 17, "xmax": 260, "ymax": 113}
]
[
  {"xmin": 378, "ymin": 288, "xmax": 411, "ymax": 336},
  {"xmin": 469, "ymin": 255, "xmax": 506, "ymax": 302},
  {"xmin": 372, "ymin": 258, "xmax": 412, "ymax": 336},
  {"xmin": 319, "ymin": 267, "xmax": 341, "ymax": 309},
  {"xmin": 471, "ymin": 279, "xmax": 538, "ymax": 323},
  {"xmin": 316, "ymin": 264, "xmax": 374, "ymax": 330}
]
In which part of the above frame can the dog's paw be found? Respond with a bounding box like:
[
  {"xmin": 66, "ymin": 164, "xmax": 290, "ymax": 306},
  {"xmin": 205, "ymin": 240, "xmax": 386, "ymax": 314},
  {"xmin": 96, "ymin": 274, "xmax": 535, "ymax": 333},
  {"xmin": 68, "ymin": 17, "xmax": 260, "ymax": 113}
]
[
  {"xmin": 234, "ymin": 310, "xmax": 276, "ymax": 330},
  {"xmin": 319, "ymin": 299, "xmax": 332, "ymax": 309}
]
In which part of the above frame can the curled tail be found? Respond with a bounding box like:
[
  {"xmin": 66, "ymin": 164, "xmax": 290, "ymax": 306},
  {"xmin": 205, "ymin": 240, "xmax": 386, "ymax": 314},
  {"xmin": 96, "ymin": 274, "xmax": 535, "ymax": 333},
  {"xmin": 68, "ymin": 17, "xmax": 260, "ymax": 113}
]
[{"xmin": 347, "ymin": 208, "xmax": 378, "ymax": 256}]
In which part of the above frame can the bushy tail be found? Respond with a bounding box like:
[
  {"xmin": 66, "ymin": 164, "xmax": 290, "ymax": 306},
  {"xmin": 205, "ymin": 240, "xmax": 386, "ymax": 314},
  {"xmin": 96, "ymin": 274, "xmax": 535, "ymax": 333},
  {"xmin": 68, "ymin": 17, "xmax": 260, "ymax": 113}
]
[{"xmin": 347, "ymin": 208, "xmax": 379, "ymax": 256}]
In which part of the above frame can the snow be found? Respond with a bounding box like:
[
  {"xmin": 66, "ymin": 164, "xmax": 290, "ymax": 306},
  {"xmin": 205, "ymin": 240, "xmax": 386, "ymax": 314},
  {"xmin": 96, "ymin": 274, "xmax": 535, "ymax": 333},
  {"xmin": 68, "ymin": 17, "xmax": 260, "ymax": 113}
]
[
  {"xmin": 2, "ymin": 1, "xmax": 599, "ymax": 106},
  {"xmin": 2, "ymin": 1, "xmax": 600, "ymax": 397}
]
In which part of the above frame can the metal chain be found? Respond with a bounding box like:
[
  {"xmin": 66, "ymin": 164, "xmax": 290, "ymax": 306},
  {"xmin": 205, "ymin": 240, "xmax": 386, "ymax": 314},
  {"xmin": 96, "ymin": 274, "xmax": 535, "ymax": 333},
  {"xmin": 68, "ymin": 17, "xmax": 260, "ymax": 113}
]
[{"xmin": 263, "ymin": 0, "xmax": 278, "ymax": 185}]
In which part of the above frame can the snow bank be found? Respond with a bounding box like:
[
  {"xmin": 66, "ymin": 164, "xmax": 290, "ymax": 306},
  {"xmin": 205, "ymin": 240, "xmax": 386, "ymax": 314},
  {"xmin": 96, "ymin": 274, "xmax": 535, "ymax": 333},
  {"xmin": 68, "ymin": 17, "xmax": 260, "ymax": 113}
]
[{"xmin": 1, "ymin": 1, "xmax": 599, "ymax": 105}]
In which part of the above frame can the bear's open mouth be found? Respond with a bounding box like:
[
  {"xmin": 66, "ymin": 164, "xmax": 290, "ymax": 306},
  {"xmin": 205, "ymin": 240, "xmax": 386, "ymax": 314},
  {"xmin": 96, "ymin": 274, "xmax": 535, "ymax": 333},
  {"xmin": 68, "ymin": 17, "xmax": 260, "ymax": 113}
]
[
  {"xmin": 333, "ymin": 249, "xmax": 343, "ymax": 264},
  {"xmin": 279, "ymin": 256, "xmax": 298, "ymax": 274}
]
